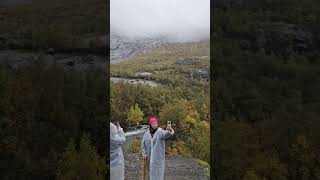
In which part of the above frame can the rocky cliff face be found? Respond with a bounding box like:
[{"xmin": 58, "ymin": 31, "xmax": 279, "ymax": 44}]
[
  {"xmin": 256, "ymin": 23, "xmax": 316, "ymax": 55},
  {"xmin": 110, "ymin": 33, "xmax": 167, "ymax": 63},
  {"xmin": 0, "ymin": 51, "xmax": 106, "ymax": 71},
  {"xmin": 0, "ymin": 0, "xmax": 31, "ymax": 7}
]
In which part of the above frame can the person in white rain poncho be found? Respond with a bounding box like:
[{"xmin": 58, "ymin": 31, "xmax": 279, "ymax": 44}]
[
  {"xmin": 141, "ymin": 117, "xmax": 175, "ymax": 180},
  {"xmin": 110, "ymin": 122, "xmax": 126, "ymax": 180}
]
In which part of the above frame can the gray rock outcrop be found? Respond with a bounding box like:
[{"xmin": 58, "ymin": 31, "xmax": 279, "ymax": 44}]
[{"xmin": 110, "ymin": 33, "xmax": 167, "ymax": 63}]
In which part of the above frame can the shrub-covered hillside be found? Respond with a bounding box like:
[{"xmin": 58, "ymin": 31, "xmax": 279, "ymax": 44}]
[{"xmin": 212, "ymin": 0, "xmax": 320, "ymax": 179}]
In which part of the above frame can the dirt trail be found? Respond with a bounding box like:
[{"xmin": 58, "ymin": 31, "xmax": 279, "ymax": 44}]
[
  {"xmin": 122, "ymin": 129, "xmax": 209, "ymax": 180},
  {"xmin": 124, "ymin": 153, "xmax": 209, "ymax": 180}
]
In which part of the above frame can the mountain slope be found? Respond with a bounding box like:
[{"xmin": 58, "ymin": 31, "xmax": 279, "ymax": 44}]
[{"xmin": 110, "ymin": 33, "xmax": 167, "ymax": 63}]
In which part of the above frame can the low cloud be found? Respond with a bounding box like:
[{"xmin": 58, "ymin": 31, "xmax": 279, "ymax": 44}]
[{"xmin": 111, "ymin": 0, "xmax": 210, "ymax": 42}]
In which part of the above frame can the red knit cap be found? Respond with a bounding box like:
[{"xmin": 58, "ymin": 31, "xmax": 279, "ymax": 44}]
[{"xmin": 149, "ymin": 117, "xmax": 158, "ymax": 124}]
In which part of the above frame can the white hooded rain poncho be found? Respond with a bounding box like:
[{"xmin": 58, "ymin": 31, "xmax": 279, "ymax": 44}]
[
  {"xmin": 141, "ymin": 127, "xmax": 174, "ymax": 180},
  {"xmin": 110, "ymin": 122, "xmax": 126, "ymax": 180}
]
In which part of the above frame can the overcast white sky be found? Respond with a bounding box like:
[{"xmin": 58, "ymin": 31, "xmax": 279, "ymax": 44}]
[{"xmin": 111, "ymin": 0, "xmax": 210, "ymax": 42}]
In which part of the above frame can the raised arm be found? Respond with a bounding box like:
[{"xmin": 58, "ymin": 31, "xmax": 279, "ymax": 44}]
[{"xmin": 161, "ymin": 128, "xmax": 174, "ymax": 140}]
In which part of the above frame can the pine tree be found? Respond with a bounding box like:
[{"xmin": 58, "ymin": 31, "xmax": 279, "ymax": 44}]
[{"xmin": 56, "ymin": 134, "xmax": 106, "ymax": 180}]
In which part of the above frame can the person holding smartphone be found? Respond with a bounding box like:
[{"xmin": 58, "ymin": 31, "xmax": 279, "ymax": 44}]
[
  {"xmin": 141, "ymin": 117, "xmax": 175, "ymax": 180},
  {"xmin": 110, "ymin": 122, "xmax": 126, "ymax": 180}
]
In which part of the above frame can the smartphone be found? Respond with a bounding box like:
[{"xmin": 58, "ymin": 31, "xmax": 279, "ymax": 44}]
[{"xmin": 167, "ymin": 121, "xmax": 171, "ymax": 126}]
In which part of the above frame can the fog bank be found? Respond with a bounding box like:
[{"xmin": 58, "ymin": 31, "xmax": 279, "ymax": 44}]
[{"xmin": 111, "ymin": 0, "xmax": 210, "ymax": 42}]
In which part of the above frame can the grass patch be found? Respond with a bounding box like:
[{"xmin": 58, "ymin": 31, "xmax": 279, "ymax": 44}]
[
  {"xmin": 131, "ymin": 136, "xmax": 141, "ymax": 154},
  {"xmin": 196, "ymin": 159, "xmax": 210, "ymax": 169}
]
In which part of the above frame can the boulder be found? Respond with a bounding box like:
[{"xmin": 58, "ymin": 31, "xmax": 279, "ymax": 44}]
[
  {"xmin": 45, "ymin": 48, "xmax": 55, "ymax": 55},
  {"xmin": 175, "ymin": 58, "xmax": 198, "ymax": 65},
  {"xmin": 191, "ymin": 69, "xmax": 209, "ymax": 80},
  {"xmin": 7, "ymin": 38, "xmax": 24, "ymax": 49}
]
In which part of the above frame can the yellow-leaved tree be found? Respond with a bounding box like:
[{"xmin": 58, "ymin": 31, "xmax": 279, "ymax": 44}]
[{"xmin": 127, "ymin": 104, "xmax": 144, "ymax": 126}]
